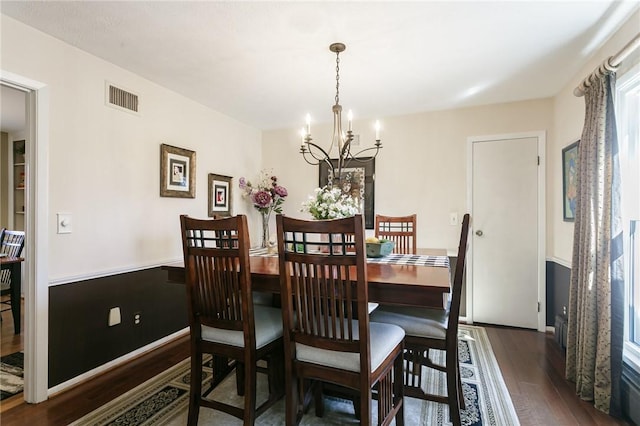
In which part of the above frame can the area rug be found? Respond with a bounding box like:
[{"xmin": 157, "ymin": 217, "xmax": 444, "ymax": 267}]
[
  {"xmin": 0, "ymin": 351, "xmax": 24, "ymax": 401},
  {"xmin": 70, "ymin": 325, "xmax": 519, "ymax": 425}
]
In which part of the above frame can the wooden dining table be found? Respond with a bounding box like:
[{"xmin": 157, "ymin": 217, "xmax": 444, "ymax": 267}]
[
  {"xmin": 163, "ymin": 248, "xmax": 451, "ymax": 309},
  {"xmin": 1, "ymin": 256, "xmax": 24, "ymax": 334}
]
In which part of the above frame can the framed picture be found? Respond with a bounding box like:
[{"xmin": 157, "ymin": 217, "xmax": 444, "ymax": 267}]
[
  {"xmin": 562, "ymin": 140, "xmax": 579, "ymax": 221},
  {"xmin": 208, "ymin": 174, "xmax": 232, "ymax": 217},
  {"xmin": 319, "ymin": 158, "xmax": 375, "ymax": 229},
  {"xmin": 160, "ymin": 144, "xmax": 196, "ymax": 198}
]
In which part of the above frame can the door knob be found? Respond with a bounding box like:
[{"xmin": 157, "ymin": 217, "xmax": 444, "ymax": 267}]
[{"xmin": 475, "ymin": 230, "xmax": 483, "ymax": 236}]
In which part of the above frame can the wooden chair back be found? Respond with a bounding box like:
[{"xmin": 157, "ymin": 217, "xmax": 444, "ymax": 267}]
[
  {"xmin": 447, "ymin": 213, "xmax": 470, "ymax": 337},
  {"xmin": 276, "ymin": 214, "xmax": 370, "ymax": 368},
  {"xmin": 374, "ymin": 214, "xmax": 417, "ymax": 254},
  {"xmin": 180, "ymin": 214, "xmax": 253, "ymax": 344},
  {"xmin": 0, "ymin": 230, "xmax": 25, "ymax": 284}
]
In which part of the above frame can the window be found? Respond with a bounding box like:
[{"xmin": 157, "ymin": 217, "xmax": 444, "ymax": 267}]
[{"xmin": 616, "ymin": 62, "xmax": 640, "ymax": 371}]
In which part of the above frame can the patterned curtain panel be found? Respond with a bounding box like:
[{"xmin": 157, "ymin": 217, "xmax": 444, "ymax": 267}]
[{"xmin": 566, "ymin": 72, "xmax": 624, "ymax": 416}]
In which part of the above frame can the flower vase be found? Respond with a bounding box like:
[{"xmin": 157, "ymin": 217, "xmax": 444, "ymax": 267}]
[{"xmin": 261, "ymin": 212, "xmax": 271, "ymax": 248}]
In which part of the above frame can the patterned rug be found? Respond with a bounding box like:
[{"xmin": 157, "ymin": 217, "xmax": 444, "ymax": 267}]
[
  {"xmin": 70, "ymin": 325, "xmax": 519, "ymax": 425},
  {"xmin": 0, "ymin": 351, "xmax": 24, "ymax": 401}
]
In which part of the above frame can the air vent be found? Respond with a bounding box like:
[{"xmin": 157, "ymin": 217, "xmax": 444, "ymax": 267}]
[{"xmin": 105, "ymin": 82, "xmax": 139, "ymax": 114}]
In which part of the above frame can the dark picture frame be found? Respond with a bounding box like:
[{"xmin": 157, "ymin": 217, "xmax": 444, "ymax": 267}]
[
  {"xmin": 160, "ymin": 143, "xmax": 196, "ymax": 198},
  {"xmin": 208, "ymin": 173, "xmax": 232, "ymax": 217},
  {"xmin": 562, "ymin": 140, "xmax": 579, "ymax": 222},
  {"xmin": 319, "ymin": 158, "xmax": 375, "ymax": 229}
]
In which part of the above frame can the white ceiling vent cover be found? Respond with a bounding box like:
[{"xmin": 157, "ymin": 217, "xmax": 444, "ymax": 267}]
[{"xmin": 105, "ymin": 81, "xmax": 140, "ymax": 114}]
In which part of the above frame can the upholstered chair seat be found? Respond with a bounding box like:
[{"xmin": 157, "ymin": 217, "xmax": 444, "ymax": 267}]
[
  {"xmin": 201, "ymin": 305, "xmax": 283, "ymax": 349},
  {"xmin": 370, "ymin": 306, "xmax": 447, "ymax": 340},
  {"xmin": 296, "ymin": 320, "xmax": 405, "ymax": 373}
]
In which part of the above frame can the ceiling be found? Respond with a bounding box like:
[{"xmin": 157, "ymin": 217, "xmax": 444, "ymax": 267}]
[{"xmin": 1, "ymin": 1, "xmax": 639, "ymax": 132}]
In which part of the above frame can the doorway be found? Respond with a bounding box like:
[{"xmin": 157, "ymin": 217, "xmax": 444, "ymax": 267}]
[
  {"xmin": 1, "ymin": 74, "xmax": 50, "ymax": 404},
  {"xmin": 467, "ymin": 132, "xmax": 546, "ymax": 331}
]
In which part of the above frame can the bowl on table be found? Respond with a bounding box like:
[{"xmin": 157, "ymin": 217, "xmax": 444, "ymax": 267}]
[{"xmin": 365, "ymin": 240, "xmax": 395, "ymax": 258}]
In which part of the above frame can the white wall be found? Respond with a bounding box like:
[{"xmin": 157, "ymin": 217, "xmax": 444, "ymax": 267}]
[
  {"xmin": 263, "ymin": 98, "xmax": 554, "ymax": 250},
  {"xmin": 1, "ymin": 15, "xmax": 263, "ymax": 280},
  {"xmin": 3, "ymin": 7, "xmax": 637, "ymax": 275},
  {"xmin": 263, "ymin": 9, "xmax": 640, "ymax": 258},
  {"xmin": 550, "ymin": 9, "xmax": 640, "ymax": 264}
]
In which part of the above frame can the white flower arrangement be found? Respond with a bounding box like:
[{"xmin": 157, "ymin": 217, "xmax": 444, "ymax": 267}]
[{"xmin": 301, "ymin": 186, "xmax": 361, "ymax": 220}]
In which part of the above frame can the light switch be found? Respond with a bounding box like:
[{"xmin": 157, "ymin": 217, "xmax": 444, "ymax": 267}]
[
  {"xmin": 57, "ymin": 213, "xmax": 72, "ymax": 234},
  {"xmin": 449, "ymin": 212, "xmax": 458, "ymax": 226}
]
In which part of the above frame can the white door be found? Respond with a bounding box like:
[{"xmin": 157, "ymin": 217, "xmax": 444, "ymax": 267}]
[{"xmin": 469, "ymin": 133, "xmax": 544, "ymax": 330}]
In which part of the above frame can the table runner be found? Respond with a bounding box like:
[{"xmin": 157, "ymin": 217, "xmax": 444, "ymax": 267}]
[
  {"xmin": 366, "ymin": 253, "xmax": 449, "ymax": 268},
  {"xmin": 249, "ymin": 248, "xmax": 449, "ymax": 268}
]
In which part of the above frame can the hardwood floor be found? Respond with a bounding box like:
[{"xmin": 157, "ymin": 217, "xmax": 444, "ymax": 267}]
[
  {"xmin": 0, "ymin": 296, "xmax": 23, "ymax": 357},
  {"xmin": 484, "ymin": 325, "xmax": 629, "ymax": 426},
  {"xmin": 0, "ymin": 317, "xmax": 631, "ymax": 425}
]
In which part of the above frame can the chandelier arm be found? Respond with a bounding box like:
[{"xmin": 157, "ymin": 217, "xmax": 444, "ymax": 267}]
[
  {"xmin": 344, "ymin": 145, "xmax": 382, "ymax": 164},
  {"xmin": 304, "ymin": 149, "xmax": 328, "ymax": 163},
  {"xmin": 300, "ymin": 151, "xmax": 324, "ymax": 166},
  {"xmin": 305, "ymin": 141, "xmax": 333, "ymax": 162},
  {"xmin": 339, "ymin": 137, "xmax": 353, "ymax": 160},
  {"xmin": 302, "ymin": 145, "xmax": 337, "ymax": 182}
]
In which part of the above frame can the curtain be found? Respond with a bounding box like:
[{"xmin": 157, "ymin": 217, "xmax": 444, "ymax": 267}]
[{"xmin": 566, "ymin": 71, "xmax": 624, "ymax": 416}]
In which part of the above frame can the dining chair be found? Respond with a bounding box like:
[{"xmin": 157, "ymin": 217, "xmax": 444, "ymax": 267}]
[
  {"xmin": 0, "ymin": 230, "xmax": 26, "ymax": 316},
  {"xmin": 369, "ymin": 213, "xmax": 470, "ymax": 426},
  {"xmin": 180, "ymin": 214, "xmax": 284, "ymax": 425},
  {"xmin": 374, "ymin": 214, "xmax": 417, "ymax": 254},
  {"xmin": 276, "ymin": 214, "xmax": 405, "ymax": 425}
]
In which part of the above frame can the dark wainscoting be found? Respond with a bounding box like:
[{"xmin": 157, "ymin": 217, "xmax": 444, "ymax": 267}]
[
  {"xmin": 546, "ymin": 259, "xmax": 639, "ymax": 424},
  {"xmin": 48, "ymin": 266, "xmax": 187, "ymax": 387},
  {"xmin": 546, "ymin": 260, "xmax": 571, "ymax": 326},
  {"xmin": 622, "ymin": 362, "xmax": 640, "ymax": 424}
]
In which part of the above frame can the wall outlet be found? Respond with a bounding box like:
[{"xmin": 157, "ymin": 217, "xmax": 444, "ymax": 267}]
[
  {"xmin": 134, "ymin": 312, "xmax": 141, "ymax": 325},
  {"xmin": 108, "ymin": 307, "xmax": 121, "ymax": 327}
]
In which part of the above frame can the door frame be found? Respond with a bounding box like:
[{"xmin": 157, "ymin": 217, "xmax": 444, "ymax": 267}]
[
  {"xmin": 1, "ymin": 70, "xmax": 50, "ymax": 403},
  {"xmin": 466, "ymin": 131, "xmax": 546, "ymax": 332}
]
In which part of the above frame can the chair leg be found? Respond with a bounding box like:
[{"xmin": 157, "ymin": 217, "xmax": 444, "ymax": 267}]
[
  {"xmin": 351, "ymin": 394, "xmax": 361, "ymax": 420},
  {"xmin": 314, "ymin": 381, "xmax": 324, "ymax": 417},
  {"xmin": 447, "ymin": 354, "xmax": 462, "ymax": 426},
  {"xmin": 394, "ymin": 348, "xmax": 405, "ymax": 426},
  {"xmin": 243, "ymin": 360, "xmax": 257, "ymax": 425},
  {"xmin": 359, "ymin": 388, "xmax": 372, "ymax": 426},
  {"xmin": 236, "ymin": 361, "xmax": 245, "ymax": 396},
  {"xmin": 285, "ymin": 370, "xmax": 299, "ymax": 426},
  {"xmin": 456, "ymin": 355, "xmax": 465, "ymax": 410},
  {"xmin": 267, "ymin": 350, "xmax": 285, "ymax": 400},
  {"xmin": 188, "ymin": 347, "xmax": 203, "ymax": 426}
]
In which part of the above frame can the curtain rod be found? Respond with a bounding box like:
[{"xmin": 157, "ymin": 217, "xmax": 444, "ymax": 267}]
[{"xmin": 574, "ymin": 33, "xmax": 640, "ymax": 97}]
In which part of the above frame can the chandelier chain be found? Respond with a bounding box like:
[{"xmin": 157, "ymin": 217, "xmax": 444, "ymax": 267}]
[{"xmin": 335, "ymin": 52, "xmax": 340, "ymax": 105}]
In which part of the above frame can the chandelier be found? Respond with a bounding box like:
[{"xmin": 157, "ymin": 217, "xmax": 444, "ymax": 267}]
[{"xmin": 299, "ymin": 42, "xmax": 382, "ymax": 188}]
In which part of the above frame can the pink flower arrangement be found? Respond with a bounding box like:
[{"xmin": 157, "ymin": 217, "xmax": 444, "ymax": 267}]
[{"xmin": 239, "ymin": 170, "xmax": 288, "ymax": 216}]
